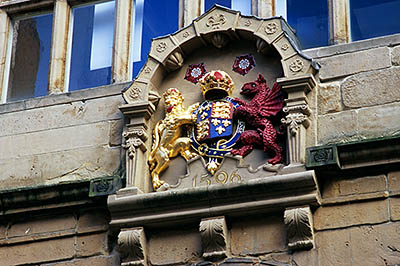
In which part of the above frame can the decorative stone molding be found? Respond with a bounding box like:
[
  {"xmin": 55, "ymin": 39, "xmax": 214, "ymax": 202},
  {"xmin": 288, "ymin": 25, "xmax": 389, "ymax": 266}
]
[
  {"xmin": 199, "ymin": 216, "xmax": 229, "ymax": 260},
  {"xmin": 165, "ymin": 51, "xmax": 184, "ymax": 71},
  {"xmin": 284, "ymin": 206, "xmax": 314, "ymax": 251},
  {"xmin": 118, "ymin": 227, "xmax": 147, "ymax": 266},
  {"xmin": 122, "ymin": 129, "xmax": 148, "ymax": 158},
  {"xmin": 277, "ymin": 74, "xmax": 316, "ymax": 165},
  {"xmin": 210, "ymin": 32, "xmax": 230, "ymax": 49}
]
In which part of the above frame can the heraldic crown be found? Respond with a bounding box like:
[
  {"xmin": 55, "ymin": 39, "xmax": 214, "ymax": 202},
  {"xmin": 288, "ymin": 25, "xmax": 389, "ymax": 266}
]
[{"xmin": 199, "ymin": 70, "xmax": 234, "ymax": 99}]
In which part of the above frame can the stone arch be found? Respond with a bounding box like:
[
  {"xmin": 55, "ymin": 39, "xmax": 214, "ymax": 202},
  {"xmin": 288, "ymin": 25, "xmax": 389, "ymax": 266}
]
[{"xmin": 122, "ymin": 5, "xmax": 319, "ymax": 104}]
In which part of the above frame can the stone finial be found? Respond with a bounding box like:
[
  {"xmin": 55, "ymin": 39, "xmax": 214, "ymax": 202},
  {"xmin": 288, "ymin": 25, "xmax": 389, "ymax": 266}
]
[
  {"xmin": 284, "ymin": 206, "xmax": 314, "ymax": 251},
  {"xmin": 199, "ymin": 216, "xmax": 229, "ymax": 260},
  {"xmin": 118, "ymin": 227, "xmax": 147, "ymax": 265}
]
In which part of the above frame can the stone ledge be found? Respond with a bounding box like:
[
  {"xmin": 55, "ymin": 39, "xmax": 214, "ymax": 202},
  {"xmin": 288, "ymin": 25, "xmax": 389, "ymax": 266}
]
[{"xmin": 108, "ymin": 170, "xmax": 320, "ymax": 228}]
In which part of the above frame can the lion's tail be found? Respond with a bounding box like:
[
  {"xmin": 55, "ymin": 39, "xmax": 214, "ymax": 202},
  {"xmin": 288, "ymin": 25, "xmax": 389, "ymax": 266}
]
[{"xmin": 148, "ymin": 121, "xmax": 162, "ymax": 170}]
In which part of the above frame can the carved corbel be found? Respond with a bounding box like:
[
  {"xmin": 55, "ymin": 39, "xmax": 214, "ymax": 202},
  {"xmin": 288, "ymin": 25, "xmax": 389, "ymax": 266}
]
[
  {"xmin": 122, "ymin": 128, "xmax": 148, "ymax": 187},
  {"xmin": 165, "ymin": 51, "xmax": 184, "ymax": 71},
  {"xmin": 210, "ymin": 32, "xmax": 229, "ymax": 49},
  {"xmin": 118, "ymin": 227, "xmax": 147, "ymax": 265},
  {"xmin": 199, "ymin": 216, "xmax": 229, "ymax": 260},
  {"xmin": 284, "ymin": 206, "xmax": 314, "ymax": 251}
]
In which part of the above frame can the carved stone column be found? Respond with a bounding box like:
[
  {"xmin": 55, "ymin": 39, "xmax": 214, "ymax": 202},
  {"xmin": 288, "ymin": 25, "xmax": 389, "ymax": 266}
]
[
  {"xmin": 119, "ymin": 102, "xmax": 156, "ymax": 193},
  {"xmin": 277, "ymin": 74, "xmax": 316, "ymax": 165},
  {"xmin": 199, "ymin": 216, "xmax": 230, "ymax": 260},
  {"xmin": 118, "ymin": 227, "xmax": 147, "ymax": 265},
  {"xmin": 284, "ymin": 206, "xmax": 314, "ymax": 251}
]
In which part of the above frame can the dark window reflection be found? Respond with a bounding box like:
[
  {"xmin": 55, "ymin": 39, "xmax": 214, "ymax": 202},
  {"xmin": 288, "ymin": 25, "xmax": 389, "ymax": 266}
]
[
  {"xmin": 132, "ymin": 0, "xmax": 179, "ymax": 78},
  {"xmin": 287, "ymin": 0, "xmax": 329, "ymax": 49},
  {"xmin": 350, "ymin": 0, "xmax": 400, "ymax": 41},
  {"xmin": 69, "ymin": 1, "xmax": 115, "ymax": 91},
  {"xmin": 7, "ymin": 13, "xmax": 52, "ymax": 101}
]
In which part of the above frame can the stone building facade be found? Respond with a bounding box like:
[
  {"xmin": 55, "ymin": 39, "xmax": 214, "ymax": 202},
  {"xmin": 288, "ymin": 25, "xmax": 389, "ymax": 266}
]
[{"xmin": 0, "ymin": 1, "xmax": 399, "ymax": 265}]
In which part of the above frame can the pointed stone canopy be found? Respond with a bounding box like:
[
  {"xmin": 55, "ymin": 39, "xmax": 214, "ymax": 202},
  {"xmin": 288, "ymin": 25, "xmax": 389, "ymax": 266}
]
[{"xmin": 122, "ymin": 5, "xmax": 319, "ymax": 105}]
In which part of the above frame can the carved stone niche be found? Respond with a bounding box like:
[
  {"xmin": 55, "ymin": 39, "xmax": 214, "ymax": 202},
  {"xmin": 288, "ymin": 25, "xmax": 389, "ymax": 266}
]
[{"xmin": 109, "ymin": 5, "xmax": 320, "ymax": 257}]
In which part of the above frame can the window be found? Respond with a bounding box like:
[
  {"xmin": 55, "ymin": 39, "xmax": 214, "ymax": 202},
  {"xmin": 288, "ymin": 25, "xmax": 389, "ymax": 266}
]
[
  {"xmin": 131, "ymin": 0, "xmax": 179, "ymax": 77},
  {"xmin": 68, "ymin": 0, "xmax": 115, "ymax": 91},
  {"xmin": 350, "ymin": 0, "xmax": 400, "ymax": 41},
  {"xmin": 275, "ymin": 0, "xmax": 329, "ymax": 49},
  {"xmin": 6, "ymin": 13, "xmax": 53, "ymax": 101},
  {"xmin": 204, "ymin": 0, "xmax": 251, "ymax": 15}
]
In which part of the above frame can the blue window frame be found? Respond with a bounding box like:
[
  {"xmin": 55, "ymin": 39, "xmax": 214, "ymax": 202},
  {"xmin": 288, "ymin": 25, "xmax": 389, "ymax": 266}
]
[
  {"xmin": 7, "ymin": 13, "xmax": 53, "ymax": 101},
  {"xmin": 204, "ymin": 0, "xmax": 251, "ymax": 15},
  {"xmin": 131, "ymin": 0, "xmax": 179, "ymax": 78},
  {"xmin": 68, "ymin": 1, "xmax": 115, "ymax": 91},
  {"xmin": 276, "ymin": 0, "xmax": 329, "ymax": 49},
  {"xmin": 350, "ymin": 0, "xmax": 400, "ymax": 41}
]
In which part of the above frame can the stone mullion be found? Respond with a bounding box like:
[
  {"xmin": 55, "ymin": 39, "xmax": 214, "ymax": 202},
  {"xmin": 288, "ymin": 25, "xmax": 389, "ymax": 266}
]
[
  {"xmin": 112, "ymin": 0, "xmax": 133, "ymax": 83},
  {"xmin": 48, "ymin": 0, "xmax": 70, "ymax": 94},
  {"xmin": 257, "ymin": 0, "xmax": 274, "ymax": 18},
  {"xmin": 183, "ymin": 0, "xmax": 201, "ymax": 27},
  {"xmin": 328, "ymin": 0, "xmax": 350, "ymax": 44},
  {"xmin": 0, "ymin": 9, "xmax": 11, "ymax": 102}
]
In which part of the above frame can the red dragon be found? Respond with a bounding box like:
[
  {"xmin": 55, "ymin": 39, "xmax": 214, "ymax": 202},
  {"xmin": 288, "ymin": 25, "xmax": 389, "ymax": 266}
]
[{"xmin": 231, "ymin": 74, "xmax": 285, "ymax": 164}]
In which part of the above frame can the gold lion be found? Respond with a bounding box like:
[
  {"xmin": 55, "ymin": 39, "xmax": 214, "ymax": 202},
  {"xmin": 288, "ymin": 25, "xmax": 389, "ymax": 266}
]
[{"xmin": 148, "ymin": 88, "xmax": 199, "ymax": 191}]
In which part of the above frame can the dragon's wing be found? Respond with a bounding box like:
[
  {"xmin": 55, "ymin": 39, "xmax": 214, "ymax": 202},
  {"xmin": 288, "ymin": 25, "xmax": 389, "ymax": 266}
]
[{"xmin": 259, "ymin": 82, "xmax": 284, "ymax": 117}]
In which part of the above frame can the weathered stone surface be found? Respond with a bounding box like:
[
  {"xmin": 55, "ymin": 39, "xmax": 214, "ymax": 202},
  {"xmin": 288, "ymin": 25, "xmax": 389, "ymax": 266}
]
[
  {"xmin": 77, "ymin": 208, "xmax": 110, "ymax": 234},
  {"xmin": 314, "ymin": 200, "xmax": 388, "ymax": 230},
  {"xmin": 0, "ymin": 121, "xmax": 111, "ymax": 161},
  {"xmin": 318, "ymin": 47, "xmax": 390, "ymax": 80},
  {"xmin": 350, "ymin": 223, "xmax": 400, "ymax": 266},
  {"xmin": 76, "ymin": 232, "xmax": 108, "ymax": 257},
  {"xmin": 109, "ymin": 119, "xmax": 123, "ymax": 146},
  {"xmin": 0, "ymin": 146, "xmax": 120, "ymax": 189},
  {"xmin": 323, "ymin": 175, "xmax": 386, "ymax": 199},
  {"xmin": 148, "ymin": 227, "xmax": 202, "ymax": 265},
  {"xmin": 392, "ymin": 45, "xmax": 400, "ymax": 66},
  {"xmin": 317, "ymin": 82, "xmax": 341, "ymax": 115},
  {"xmin": 7, "ymin": 214, "xmax": 76, "ymax": 239},
  {"xmin": 341, "ymin": 67, "xmax": 400, "ymax": 108},
  {"xmin": 389, "ymin": 197, "xmax": 400, "ymax": 221},
  {"xmin": 0, "ymin": 236, "xmax": 75, "ymax": 265},
  {"xmin": 231, "ymin": 214, "xmax": 287, "ymax": 256},
  {"xmin": 388, "ymin": 171, "xmax": 400, "ymax": 193},
  {"xmin": 292, "ymin": 249, "xmax": 318, "ymax": 266},
  {"xmin": 358, "ymin": 102, "xmax": 400, "ymax": 139},
  {"xmin": 315, "ymin": 229, "xmax": 351, "ymax": 266},
  {"xmin": 317, "ymin": 110, "xmax": 358, "ymax": 144},
  {"xmin": 41, "ymin": 256, "xmax": 114, "ymax": 266}
]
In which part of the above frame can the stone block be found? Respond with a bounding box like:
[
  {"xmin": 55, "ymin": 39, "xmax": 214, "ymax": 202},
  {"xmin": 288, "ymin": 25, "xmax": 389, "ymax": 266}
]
[
  {"xmin": 358, "ymin": 102, "xmax": 400, "ymax": 139},
  {"xmin": 77, "ymin": 208, "xmax": 110, "ymax": 234},
  {"xmin": 392, "ymin": 45, "xmax": 400, "ymax": 66},
  {"xmin": 0, "ymin": 236, "xmax": 75, "ymax": 265},
  {"xmin": 148, "ymin": 227, "xmax": 202, "ymax": 266},
  {"xmin": 350, "ymin": 223, "xmax": 400, "ymax": 266},
  {"xmin": 0, "ymin": 95, "xmax": 124, "ymax": 137},
  {"xmin": 318, "ymin": 47, "xmax": 390, "ymax": 80},
  {"xmin": 314, "ymin": 200, "xmax": 388, "ymax": 230},
  {"xmin": 76, "ymin": 232, "xmax": 108, "ymax": 257},
  {"xmin": 0, "ymin": 146, "xmax": 121, "ymax": 189},
  {"xmin": 389, "ymin": 197, "xmax": 400, "ymax": 221},
  {"xmin": 341, "ymin": 67, "xmax": 400, "ymax": 109},
  {"xmin": 315, "ymin": 229, "xmax": 351, "ymax": 266},
  {"xmin": 0, "ymin": 121, "xmax": 110, "ymax": 161},
  {"xmin": 109, "ymin": 119, "xmax": 123, "ymax": 146},
  {"xmin": 41, "ymin": 256, "xmax": 114, "ymax": 266},
  {"xmin": 317, "ymin": 82, "xmax": 341, "ymax": 115},
  {"xmin": 323, "ymin": 175, "xmax": 386, "ymax": 199},
  {"xmin": 292, "ymin": 249, "xmax": 318, "ymax": 266},
  {"xmin": 7, "ymin": 214, "xmax": 76, "ymax": 239},
  {"xmin": 230, "ymin": 214, "xmax": 287, "ymax": 256},
  {"xmin": 317, "ymin": 110, "xmax": 358, "ymax": 144},
  {"xmin": 388, "ymin": 171, "xmax": 400, "ymax": 193}
]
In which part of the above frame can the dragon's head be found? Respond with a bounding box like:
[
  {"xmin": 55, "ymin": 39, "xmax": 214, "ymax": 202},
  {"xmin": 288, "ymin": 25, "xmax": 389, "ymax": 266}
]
[{"xmin": 240, "ymin": 74, "xmax": 267, "ymax": 97}]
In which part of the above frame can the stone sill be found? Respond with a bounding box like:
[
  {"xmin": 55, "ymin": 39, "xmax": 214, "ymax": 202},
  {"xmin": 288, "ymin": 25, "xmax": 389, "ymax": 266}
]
[
  {"xmin": 306, "ymin": 135, "xmax": 400, "ymax": 170},
  {"xmin": 0, "ymin": 82, "xmax": 130, "ymax": 115},
  {"xmin": 108, "ymin": 170, "xmax": 320, "ymax": 228}
]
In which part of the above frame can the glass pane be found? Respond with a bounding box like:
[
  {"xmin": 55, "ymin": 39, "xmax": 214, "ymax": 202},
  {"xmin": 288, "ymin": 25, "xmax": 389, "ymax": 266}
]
[
  {"xmin": 132, "ymin": 0, "xmax": 179, "ymax": 78},
  {"xmin": 350, "ymin": 0, "xmax": 400, "ymax": 41},
  {"xmin": 287, "ymin": 0, "xmax": 329, "ymax": 49},
  {"xmin": 69, "ymin": 1, "xmax": 115, "ymax": 91},
  {"xmin": 7, "ymin": 13, "xmax": 53, "ymax": 101}
]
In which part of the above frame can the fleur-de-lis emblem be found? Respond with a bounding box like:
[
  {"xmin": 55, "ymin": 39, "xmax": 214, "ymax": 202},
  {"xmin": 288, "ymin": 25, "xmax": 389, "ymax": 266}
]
[{"xmin": 206, "ymin": 14, "xmax": 227, "ymax": 29}]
